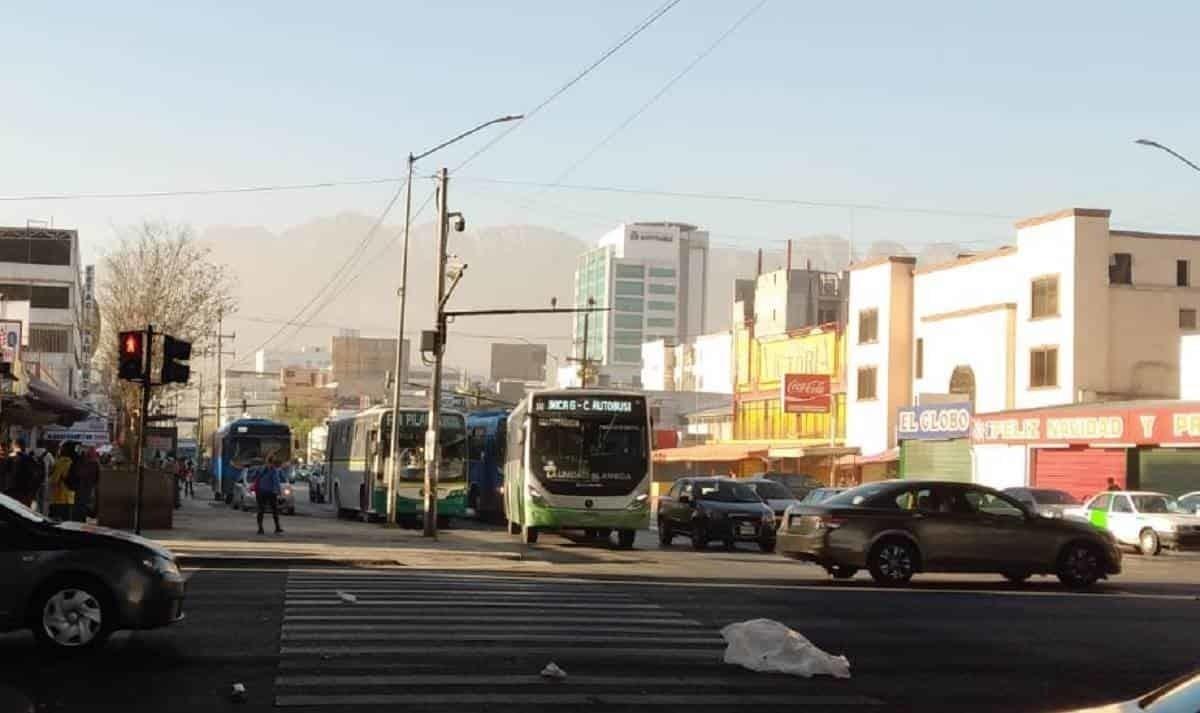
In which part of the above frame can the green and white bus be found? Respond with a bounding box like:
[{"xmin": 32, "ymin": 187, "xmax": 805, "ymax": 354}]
[
  {"xmin": 504, "ymin": 390, "xmax": 651, "ymax": 548},
  {"xmin": 327, "ymin": 406, "xmax": 468, "ymax": 526}
]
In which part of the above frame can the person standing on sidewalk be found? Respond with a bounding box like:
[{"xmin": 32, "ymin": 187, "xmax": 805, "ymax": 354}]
[
  {"xmin": 183, "ymin": 459, "xmax": 195, "ymax": 499},
  {"xmin": 72, "ymin": 447, "xmax": 100, "ymax": 522},
  {"xmin": 47, "ymin": 442, "xmax": 75, "ymax": 521},
  {"xmin": 255, "ymin": 456, "xmax": 284, "ymax": 535}
]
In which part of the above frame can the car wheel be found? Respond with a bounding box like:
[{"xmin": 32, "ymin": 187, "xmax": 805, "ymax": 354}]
[
  {"xmin": 828, "ymin": 565, "xmax": 859, "ymax": 580},
  {"xmin": 657, "ymin": 520, "xmax": 673, "ymax": 546},
  {"xmin": 1057, "ymin": 542, "xmax": 1103, "ymax": 588},
  {"xmin": 616, "ymin": 529, "xmax": 636, "ymax": 550},
  {"xmin": 868, "ymin": 539, "xmax": 917, "ymax": 586},
  {"xmin": 521, "ymin": 524, "xmax": 539, "ymax": 544},
  {"xmin": 1003, "ymin": 571, "xmax": 1032, "ymax": 583},
  {"xmin": 758, "ymin": 538, "xmax": 776, "ymax": 553},
  {"xmin": 31, "ymin": 577, "xmax": 113, "ymax": 653},
  {"xmin": 1138, "ymin": 529, "xmax": 1161, "ymax": 556},
  {"xmin": 690, "ymin": 523, "xmax": 708, "ymax": 550}
]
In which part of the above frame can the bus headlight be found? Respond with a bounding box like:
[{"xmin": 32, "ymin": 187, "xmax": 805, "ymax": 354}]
[
  {"xmin": 627, "ymin": 493, "xmax": 649, "ymax": 510},
  {"xmin": 528, "ymin": 486, "xmax": 547, "ymax": 505}
]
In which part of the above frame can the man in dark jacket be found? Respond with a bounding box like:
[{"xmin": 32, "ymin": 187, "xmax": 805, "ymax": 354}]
[
  {"xmin": 6, "ymin": 439, "xmax": 39, "ymax": 508},
  {"xmin": 72, "ymin": 447, "xmax": 101, "ymax": 521},
  {"xmin": 255, "ymin": 456, "xmax": 284, "ymax": 535}
]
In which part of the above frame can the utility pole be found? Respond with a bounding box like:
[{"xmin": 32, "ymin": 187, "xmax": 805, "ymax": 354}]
[
  {"xmin": 423, "ymin": 167, "xmax": 450, "ymax": 537},
  {"xmin": 134, "ymin": 324, "xmax": 154, "ymax": 535},
  {"xmin": 385, "ymin": 152, "xmax": 416, "ymax": 528},
  {"xmin": 208, "ymin": 309, "xmax": 235, "ymax": 500},
  {"xmin": 567, "ymin": 297, "xmax": 598, "ymax": 387}
]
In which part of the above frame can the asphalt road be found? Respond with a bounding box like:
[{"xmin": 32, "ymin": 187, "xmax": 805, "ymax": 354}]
[{"xmin": 1, "ymin": 557, "xmax": 1197, "ymax": 713}]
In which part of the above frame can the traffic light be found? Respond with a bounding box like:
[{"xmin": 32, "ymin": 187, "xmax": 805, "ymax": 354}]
[
  {"xmin": 161, "ymin": 335, "xmax": 192, "ymax": 384},
  {"xmin": 118, "ymin": 330, "xmax": 144, "ymax": 381}
]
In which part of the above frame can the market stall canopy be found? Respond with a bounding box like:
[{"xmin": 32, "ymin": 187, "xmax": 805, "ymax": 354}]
[
  {"xmin": 836, "ymin": 448, "xmax": 899, "ymax": 467},
  {"xmin": 652, "ymin": 443, "xmax": 769, "ymax": 464}
]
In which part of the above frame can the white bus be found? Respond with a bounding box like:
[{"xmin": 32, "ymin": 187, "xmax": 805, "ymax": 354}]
[
  {"xmin": 326, "ymin": 406, "xmax": 468, "ymax": 525},
  {"xmin": 504, "ymin": 390, "xmax": 651, "ymax": 547}
]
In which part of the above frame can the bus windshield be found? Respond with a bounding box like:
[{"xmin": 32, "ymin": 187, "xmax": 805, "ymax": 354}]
[
  {"xmin": 229, "ymin": 436, "xmax": 290, "ymax": 469},
  {"xmin": 531, "ymin": 415, "xmax": 647, "ymax": 496},
  {"xmin": 389, "ymin": 411, "xmax": 467, "ymax": 482}
]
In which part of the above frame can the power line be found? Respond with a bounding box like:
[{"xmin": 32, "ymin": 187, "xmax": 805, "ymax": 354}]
[
  {"xmin": 551, "ymin": 0, "xmax": 768, "ymax": 186},
  {"xmin": 456, "ymin": 176, "xmax": 1020, "ymax": 220},
  {"xmin": 0, "ymin": 177, "xmax": 402, "ymax": 202},
  {"xmin": 228, "ymin": 313, "xmax": 572, "ymax": 341},
  {"xmin": 452, "ymin": 0, "xmax": 682, "ymax": 174}
]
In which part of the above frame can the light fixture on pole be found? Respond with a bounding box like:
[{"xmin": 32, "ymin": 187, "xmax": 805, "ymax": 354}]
[
  {"xmin": 1135, "ymin": 139, "xmax": 1200, "ymax": 173},
  {"xmin": 386, "ymin": 114, "xmax": 523, "ymax": 529}
]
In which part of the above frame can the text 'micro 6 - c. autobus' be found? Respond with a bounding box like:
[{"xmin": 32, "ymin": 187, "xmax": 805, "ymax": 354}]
[{"xmin": 504, "ymin": 390, "xmax": 651, "ymax": 548}]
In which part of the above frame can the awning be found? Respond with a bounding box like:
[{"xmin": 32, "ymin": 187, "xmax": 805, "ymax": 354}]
[
  {"xmin": 24, "ymin": 378, "xmax": 91, "ymax": 426},
  {"xmin": 653, "ymin": 443, "xmax": 769, "ymax": 464},
  {"xmin": 837, "ymin": 447, "xmax": 899, "ymax": 466}
]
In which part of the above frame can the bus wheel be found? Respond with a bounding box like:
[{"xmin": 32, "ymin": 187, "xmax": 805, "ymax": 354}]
[
  {"xmin": 437, "ymin": 515, "xmax": 451, "ymax": 530},
  {"xmin": 616, "ymin": 529, "xmax": 636, "ymax": 550},
  {"xmin": 507, "ymin": 519, "xmax": 520, "ymax": 535},
  {"xmin": 522, "ymin": 524, "xmax": 539, "ymax": 544}
]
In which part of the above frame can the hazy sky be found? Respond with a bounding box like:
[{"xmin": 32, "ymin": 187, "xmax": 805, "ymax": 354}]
[{"xmin": 3, "ymin": 0, "xmax": 1199, "ymax": 268}]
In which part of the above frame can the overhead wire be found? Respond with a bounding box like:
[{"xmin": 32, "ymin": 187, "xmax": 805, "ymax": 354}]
[{"xmin": 0, "ymin": 177, "xmax": 402, "ymax": 202}]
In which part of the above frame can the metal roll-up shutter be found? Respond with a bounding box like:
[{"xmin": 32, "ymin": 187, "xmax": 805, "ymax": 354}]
[
  {"xmin": 1032, "ymin": 447, "xmax": 1125, "ymax": 501},
  {"xmin": 1138, "ymin": 448, "xmax": 1200, "ymax": 497},
  {"xmin": 900, "ymin": 439, "xmax": 972, "ymax": 482}
]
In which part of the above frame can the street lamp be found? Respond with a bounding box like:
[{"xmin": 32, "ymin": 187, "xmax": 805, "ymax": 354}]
[
  {"xmin": 386, "ymin": 113, "xmax": 522, "ymax": 528},
  {"xmin": 1135, "ymin": 139, "xmax": 1200, "ymax": 173}
]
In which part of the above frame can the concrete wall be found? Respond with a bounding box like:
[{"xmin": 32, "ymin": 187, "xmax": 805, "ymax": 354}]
[
  {"xmin": 1181, "ymin": 334, "xmax": 1200, "ymax": 399},
  {"xmin": 641, "ymin": 340, "xmax": 672, "ymax": 391},
  {"xmin": 917, "ymin": 306, "xmax": 1014, "ymax": 413},
  {"xmin": 692, "ymin": 332, "xmax": 733, "ymax": 394},
  {"xmin": 847, "ymin": 258, "xmax": 914, "ymax": 456}
]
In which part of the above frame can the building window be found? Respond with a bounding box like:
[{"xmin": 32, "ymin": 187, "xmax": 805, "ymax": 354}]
[
  {"xmin": 614, "ymin": 280, "xmax": 643, "ymax": 297},
  {"xmin": 819, "ymin": 273, "xmax": 840, "ymax": 296},
  {"xmin": 858, "ymin": 309, "xmax": 878, "ymax": 344},
  {"xmin": 613, "ymin": 331, "xmax": 643, "ymax": 345},
  {"xmin": 647, "ymin": 283, "xmax": 675, "ymax": 295},
  {"xmin": 649, "ymin": 267, "xmax": 676, "ymax": 279},
  {"xmin": 613, "ymin": 348, "xmax": 641, "ymax": 364},
  {"xmin": 1181, "ymin": 309, "xmax": 1197, "ymax": 330},
  {"xmin": 615, "ymin": 264, "xmax": 644, "ymax": 279},
  {"xmin": 915, "ymin": 338, "xmax": 924, "ymax": 379},
  {"xmin": 1031, "ymin": 276, "xmax": 1059, "ymax": 318},
  {"xmin": 1179, "ymin": 260, "xmax": 1190, "ymax": 287},
  {"xmin": 614, "ymin": 298, "xmax": 643, "ymax": 313},
  {"xmin": 646, "ymin": 317, "xmax": 674, "ymax": 328},
  {"xmin": 28, "ymin": 327, "xmax": 70, "ymax": 354},
  {"xmin": 1109, "ymin": 253, "xmax": 1132, "ymax": 285},
  {"xmin": 817, "ymin": 306, "xmax": 839, "ymax": 324},
  {"xmin": 647, "ymin": 300, "xmax": 674, "ymax": 312},
  {"xmin": 0, "ymin": 235, "xmax": 72, "ymax": 266},
  {"xmin": 856, "ymin": 367, "xmax": 877, "ymax": 401},
  {"xmin": 1030, "ymin": 347, "xmax": 1059, "ymax": 388},
  {"xmin": 613, "ymin": 314, "xmax": 643, "ymax": 330},
  {"xmin": 0, "ymin": 283, "xmax": 71, "ymax": 309}
]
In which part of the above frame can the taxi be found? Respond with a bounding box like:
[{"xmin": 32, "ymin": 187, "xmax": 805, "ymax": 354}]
[{"xmin": 1064, "ymin": 490, "xmax": 1200, "ymax": 556}]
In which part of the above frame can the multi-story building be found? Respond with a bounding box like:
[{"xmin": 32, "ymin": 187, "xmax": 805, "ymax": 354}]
[
  {"xmin": 256, "ymin": 345, "xmax": 330, "ymax": 374},
  {"xmin": 752, "ymin": 265, "xmax": 848, "ymax": 337},
  {"xmin": 331, "ymin": 334, "xmax": 404, "ymax": 404},
  {"xmin": 0, "ymin": 227, "xmax": 94, "ymax": 398},
  {"xmin": 280, "ymin": 366, "xmax": 334, "ymax": 418},
  {"xmin": 572, "ymin": 222, "xmax": 709, "ymax": 386},
  {"xmin": 847, "ymin": 207, "xmax": 1200, "ymax": 495},
  {"xmin": 640, "ymin": 332, "xmax": 733, "ymax": 394},
  {"xmin": 221, "ymin": 369, "xmax": 282, "ymax": 423}
]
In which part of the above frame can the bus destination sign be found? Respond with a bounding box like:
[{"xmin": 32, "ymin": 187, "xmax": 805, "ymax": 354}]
[{"xmin": 535, "ymin": 397, "xmax": 639, "ymax": 415}]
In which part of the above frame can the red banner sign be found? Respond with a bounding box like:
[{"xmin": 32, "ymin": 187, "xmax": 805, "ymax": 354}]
[
  {"xmin": 971, "ymin": 403, "xmax": 1200, "ymax": 445},
  {"xmin": 781, "ymin": 374, "xmax": 831, "ymax": 414}
]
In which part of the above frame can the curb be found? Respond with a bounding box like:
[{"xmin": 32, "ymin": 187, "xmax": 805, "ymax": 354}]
[{"xmin": 176, "ymin": 551, "xmax": 530, "ymax": 569}]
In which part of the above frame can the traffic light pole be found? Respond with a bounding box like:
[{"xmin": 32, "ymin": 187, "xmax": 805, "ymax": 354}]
[{"xmin": 134, "ymin": 324, "xmax": 154, "ymax": 535}]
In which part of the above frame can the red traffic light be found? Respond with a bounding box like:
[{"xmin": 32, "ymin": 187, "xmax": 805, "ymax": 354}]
[{"xmin": 118, "ymin": 330, "xmax": 145, "ymax": 381}]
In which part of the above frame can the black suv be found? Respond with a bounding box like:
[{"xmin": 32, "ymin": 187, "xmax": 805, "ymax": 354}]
[{"xmin": 657, "ymin": 476, "xmax": 776, "ymax": 551}]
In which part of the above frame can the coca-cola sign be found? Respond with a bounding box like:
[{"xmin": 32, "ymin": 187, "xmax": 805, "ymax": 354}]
[{"xmin": 781, "ymin": 374, "xmax": 831, "ymax": 413}]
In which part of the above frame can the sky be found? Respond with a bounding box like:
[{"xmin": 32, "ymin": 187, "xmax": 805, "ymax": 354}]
[{"xmin": 2, "ymin": 1, "xmax": 1199, "ymax": 267}]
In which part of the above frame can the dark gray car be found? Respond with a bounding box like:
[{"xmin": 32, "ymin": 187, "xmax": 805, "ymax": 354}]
[
  {"xmin": 0, "ymin": 493, "xmax": 185, "ymax": 651},
  {"xmin": 657, "ymin": 477, "xmax": 776, "ymax": 551},
  {"xmin": 1003, "ymin": 487, "xmax": 1080, "ymax": 519},
  {"xmin": 776, "ymin": 480, "xmax": 1122, "ymax": 587}
]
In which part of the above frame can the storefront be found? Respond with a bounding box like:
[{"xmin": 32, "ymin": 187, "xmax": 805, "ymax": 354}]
[
  {"xmin": 897, "ymin": 402, "xmax": 972, "ymax": 482},
  {"xmin": 972, "ymin": 400, "xmax": 1200, "ymax": 499}
]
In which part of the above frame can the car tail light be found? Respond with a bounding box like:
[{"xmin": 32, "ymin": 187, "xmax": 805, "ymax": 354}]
[{"xmin": 820, "ymin": 515, "xmax": 847, "ymax": 529}]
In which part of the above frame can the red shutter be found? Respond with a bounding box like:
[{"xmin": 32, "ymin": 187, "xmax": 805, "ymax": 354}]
[{"xmin": 1032, "ymin": 447, "xmax": 1126, "ymax": 501}]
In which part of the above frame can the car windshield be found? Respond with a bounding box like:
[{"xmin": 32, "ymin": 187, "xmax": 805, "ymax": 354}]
[
  {"xmin": 1030, "ymin": 489, "xmax": 1078, "ymax": 505},
  {"xmin": 1131, "ymin": 495, "xmax": 1173, "ymax": 514},
  {"xmin": 750, "ymin": 481, "xmax": 793, "ymax": 500},
  {"xmin": 0, "ymin": 492, "xmax": 47, "ymax": 523},
  {"xmin": 825, "ymin": 483, "xmax": 896, "ymax": 507},
  {"xmin": 696, "ymin": 481, "xmax": 762, "ymax": 503}
]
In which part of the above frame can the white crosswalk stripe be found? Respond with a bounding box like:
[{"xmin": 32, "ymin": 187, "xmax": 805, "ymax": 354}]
[{"xmin": 274, "ymin": 568, "xmax": 882, "ymax": 709}]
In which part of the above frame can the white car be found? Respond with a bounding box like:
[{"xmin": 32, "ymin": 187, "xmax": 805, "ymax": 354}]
[
  {"xmin": 1064, "ymin": 490, "xmax": 1200, "ymax": 556},
  {"xmin": 1175, "ymin": 491, "xmax": 1200, "ymax": 516}
]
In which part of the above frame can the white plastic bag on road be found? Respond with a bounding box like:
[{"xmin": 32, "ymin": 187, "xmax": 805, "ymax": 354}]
[{"xmin": 720, "ymin": 618, "xmax": 851, "ymax": 679}]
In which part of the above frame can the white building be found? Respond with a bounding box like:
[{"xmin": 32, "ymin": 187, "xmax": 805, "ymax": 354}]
[
  {"xmin": 848, "ymin": 207, "xmax": 1200, "ymax": 487},
  {"xmin": 0, "ymin": 227, "xmax": 93, "ymax": 398},
  {"xmin": 256, "ymin": 345, "xmax": 330, "ymax": 374},
  {"xmin": 221, "ymin": 368, "xmax": 282, "ymax": 424},
  {"xmin": 640, "ymin": 332, "xmax": 733, "ymax": 394},
  {"xmin": 572, "ymin": 222, "xmax": 709, "ymax": 386}
]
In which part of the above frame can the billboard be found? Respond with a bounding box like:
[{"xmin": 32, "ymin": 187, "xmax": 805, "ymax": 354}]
[
  {"xmin": 781, "ymin": 374, "xmax": 831, "ymax": 413},
  {"xmin": 897, "ymin": 402, "xmax": 973, "ymax": 440}
]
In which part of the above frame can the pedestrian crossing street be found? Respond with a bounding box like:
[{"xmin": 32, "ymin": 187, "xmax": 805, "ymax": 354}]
[{"xmin": 275, "ymin": 568, "xmax": 882, "ymax": 710}]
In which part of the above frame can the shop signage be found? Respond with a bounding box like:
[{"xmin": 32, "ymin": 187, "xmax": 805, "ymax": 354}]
[
  {"xmin": 0, "ymin": 320, "xmax": 20, "ymax": 363},
  {"xmin": 781, "ymin": 374, "xmax": 831, "ymax": 413},
  {"xmin": 897, "ymin": 402, "xmax": 972, "ymax": 440},
  {"xmin": 971, "ymin": 403, "xmax": 1200, "ymax": 445}
]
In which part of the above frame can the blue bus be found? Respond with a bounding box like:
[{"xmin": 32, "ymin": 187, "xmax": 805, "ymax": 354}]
[
  {"xmin": 211, "ymin": 418, "xmax": 293, "ymax": 503},
  {"xmin": 467, "ymin": 410, "xmax": 509, "ymax": 521}
]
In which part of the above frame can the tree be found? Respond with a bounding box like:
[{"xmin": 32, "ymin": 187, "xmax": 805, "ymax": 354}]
[{"xmin": 94, "ymin": 222, "xmax": 237, "ymax": 455}]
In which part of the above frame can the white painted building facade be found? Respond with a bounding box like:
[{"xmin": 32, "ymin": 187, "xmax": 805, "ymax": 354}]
[
  {"xmin": 848, "ymin": 207, "xmax": 1200, "ymax": 488},
  {"xmin": 639, "ymin": 332, "xmax": 732, "ymax": 394}
]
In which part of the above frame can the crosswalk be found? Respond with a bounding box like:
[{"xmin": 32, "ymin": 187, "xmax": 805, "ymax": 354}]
[{"xmin": 275, "ymin": 568, "xmax": 881, "ymax": 710}]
